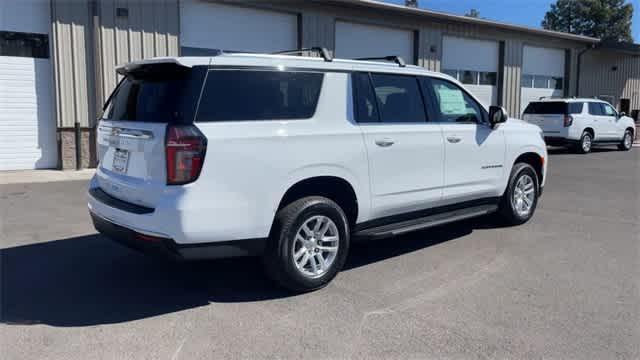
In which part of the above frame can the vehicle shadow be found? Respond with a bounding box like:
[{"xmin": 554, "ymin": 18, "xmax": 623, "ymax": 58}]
[{"xmin": 0, "ymin": 216, "xmax": 501, "ymax": 327}]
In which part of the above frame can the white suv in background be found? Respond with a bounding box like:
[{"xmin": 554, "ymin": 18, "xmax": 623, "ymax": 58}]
[
  {"xmin": 523, "ymin": 98, "xmax": 635, "ymax": 153},
  {"xmin": 88, "ymin": 50, "xmax": 547, "ymax": 292}
]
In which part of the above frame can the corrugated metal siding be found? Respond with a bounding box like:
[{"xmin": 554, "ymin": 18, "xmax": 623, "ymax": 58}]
[
  {"xmin": 503, "ymin": 39, "xmax": 523, "ymax": 117},
  {"xmin": 51, "ymin": 0, "xmax": 94, "ymax": 128},
  {"xmin": 580, "ymin": 50, "xmax": 640, "ymax": 110},
  {"xmin": 98, "ymin": 0, "xmax": 179, "ymax": 109},
  {"xmin": 51, "ymin": 0, "xmax": 179, "ymax": 128}
]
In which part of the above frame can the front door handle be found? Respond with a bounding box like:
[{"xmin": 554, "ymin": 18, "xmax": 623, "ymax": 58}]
[
  {"xmin": 375, "ymin": 138, "xmax": 395, "ymax": 147},
  {"xmin": 446, "ymin": 136, "xmax": 461, "ymax": 143}
]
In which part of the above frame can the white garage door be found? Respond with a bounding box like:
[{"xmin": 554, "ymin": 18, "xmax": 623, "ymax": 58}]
[
  {"xmin": 442, "ymin": 36, "xmax": 499, "ymax": 109},
  {"xmin": 335, "ymin": 21, "xmax": 414, "ymax": 64},
  {"xmin": 180, "ymin": 0, "xmax": 298, "ymax": 55},
  {"xmin": 0, "ymin": 0, "xmax": 56, "ymax": 170},
  {"xmin": 520, "ymin": 46, "xmax": 565, "ymax": 116}
]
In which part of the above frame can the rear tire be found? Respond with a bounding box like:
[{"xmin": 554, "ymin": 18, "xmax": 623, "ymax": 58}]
[
  {"xmin": 618, "ymin": 130, "xmax": 633, "ymax": 151},
  {"xmin": 263, "ymin": 196, "xmax": 350, "ymax": 293},
  {"xmin": 576, "ymin": 131, "xmax": 592, "ymax": 154},
  {"xmin": 499, "ymin": 163, "xmax": 539, "ymax": 225}
]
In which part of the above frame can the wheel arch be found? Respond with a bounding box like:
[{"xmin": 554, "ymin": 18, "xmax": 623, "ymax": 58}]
[
  {"xmin": 583, "ymin": 127, "xmax": 595, "ymax": 138},
  {"xmin": 275, "ymin": 175, "xmax": 360, "ymax": 229},
  {"xmin": 513, "ymin": 152, "xmax": 545, "ymax": 186}
]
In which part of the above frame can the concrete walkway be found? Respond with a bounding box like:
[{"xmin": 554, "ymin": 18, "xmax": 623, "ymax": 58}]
[{"xmin": 0, "ymin": 169, "xmax": 95, "ymax": 185}]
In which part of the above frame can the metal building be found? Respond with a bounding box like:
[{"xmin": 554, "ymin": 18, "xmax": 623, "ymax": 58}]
[{"xmin": 1, "ymin": 0, "xmax": 638, "ymax": 170}]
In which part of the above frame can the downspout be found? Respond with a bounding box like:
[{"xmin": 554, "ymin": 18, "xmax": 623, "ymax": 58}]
[{"xmin": 575, "ymin": 44, "xmax": 596, "ymax": 97}]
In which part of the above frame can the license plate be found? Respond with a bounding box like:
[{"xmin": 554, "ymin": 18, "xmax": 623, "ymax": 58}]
[{"xmin": 112, "ymin": 149, "xmax": 129, "ymax": 174}]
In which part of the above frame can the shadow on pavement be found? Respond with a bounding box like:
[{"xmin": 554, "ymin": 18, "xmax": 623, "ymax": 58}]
[{"xmin": 1, "ymin": 216, "xmax": 500, "ymax": 327}]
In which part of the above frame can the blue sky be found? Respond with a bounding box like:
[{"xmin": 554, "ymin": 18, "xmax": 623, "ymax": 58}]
[{"xmin": 382, "ymin": 0, "xmax": 639, "ymax": 42}]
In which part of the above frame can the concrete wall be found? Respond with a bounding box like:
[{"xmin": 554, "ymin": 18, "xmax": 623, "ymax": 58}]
[{"xmin": 580, "ymin": 49, "xmax": 640, "ymax": 112}]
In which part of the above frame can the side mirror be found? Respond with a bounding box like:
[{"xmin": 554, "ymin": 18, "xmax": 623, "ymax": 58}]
[
  {"xmin": 619, "ymin": 112, "xmax": 627, "ymax": 118},
  {"xmin": 489, "ymin": 106, "xmax": 508, "ymax": 128}
]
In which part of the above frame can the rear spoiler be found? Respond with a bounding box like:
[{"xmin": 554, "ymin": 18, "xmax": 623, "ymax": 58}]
[
  {"xmin": 116, "ymin": 57, "xmax": 194, "ymax": 76},
  {"xmin": 105, "ymin": 58, "xmax": 197, "ymax": 112}
]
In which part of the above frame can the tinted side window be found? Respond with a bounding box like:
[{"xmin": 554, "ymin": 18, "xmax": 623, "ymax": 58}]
[
  {"xmin": 196, "ymin": 70, "xmax": 323, "ymax": 122},
  {"xmin": 370, "ymin": 74, "xmax": 427, "ymax": 123},
  {"xmin": 588, "ymin": 102, "xmax": 604, "ymax": 116},
  {"xmin": 352, "ymin": 72, "xmax": 379, "ymax": 123},
  {"xmin": 568, "ymin": 102, "xmax": 584, "ymax": 114},
  {"xmin": 428, "ymin": 78, "xmax": 484, "ymax": 123}
]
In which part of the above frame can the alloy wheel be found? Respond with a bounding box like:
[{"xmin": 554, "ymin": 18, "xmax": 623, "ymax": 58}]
[
  {"xmin": 582, "ymin": 134, "xmax": 592, "ymax": 152},
  {"xmin": 511, "ymin": 174, "xmax": 535, "ymax": 217},
  {"xmin": 292, "ymin": 215, "xmax": 340, "ymax": 278}
]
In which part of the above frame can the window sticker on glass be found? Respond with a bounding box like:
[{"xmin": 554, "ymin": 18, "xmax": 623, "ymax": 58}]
[{"xmin": 435, "ymin": 85, "xmax": 467, "ymax": 114}]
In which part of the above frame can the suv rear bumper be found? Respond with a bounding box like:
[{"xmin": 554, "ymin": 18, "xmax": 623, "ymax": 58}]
[
  {"xmin": 91, "ymin": 211, "xmax": 267, "ymax": 260},
  {"xmin": 90, "ymin": 211, "xmax": 182, "ymax": 259},
  {"xmin": 544, "ymin": 136, "xmax": 578, "ymax": 147},
  {"xmin": 88, "ymin": 183, "xmax": 267, "ymax": 260}
]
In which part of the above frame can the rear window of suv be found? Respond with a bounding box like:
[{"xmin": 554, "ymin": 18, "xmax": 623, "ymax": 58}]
[
  {"xmin": 196, "ymin": 70, "xmax": 324, "ymax": 122},
  {"xmin": 103, "ymin": 64, "xmax": 204, "ymax": 123},
  {"xmin": 524, "ymin": 102, "xmax": 567, "ymax": 114}
]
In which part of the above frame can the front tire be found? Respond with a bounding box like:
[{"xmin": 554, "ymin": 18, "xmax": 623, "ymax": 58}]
[
  {"xmin": 264, "ymin": 196, "xmax": 350, "ymax": 293},
  {"xmin": 576, "ymin": 131, "xmax": 593, "ymax": 154},
  {"xmin": 499, "ymin": 163, "xmax": 539, "ymax": 225},
  {"xmin": 618, "ymin": 130, "xmax": 633, "ymax": 151}
]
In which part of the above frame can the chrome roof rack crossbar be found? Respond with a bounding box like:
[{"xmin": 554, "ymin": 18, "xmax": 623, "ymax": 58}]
[
  {"xmin": 355, "ymin": 56, "xmax": 406, "ymax": 67},
  {"xmin": 273, "ymin": 47, "xmax": 333, "ymax": 62}
]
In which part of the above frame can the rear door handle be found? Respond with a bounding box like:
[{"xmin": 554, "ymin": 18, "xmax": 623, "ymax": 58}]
[
  {"xmin": 446, "ymin": 136, "xmax": 461, "ymax": 143},
  {"xmin": 375, "ymin": 138, "xmax": 395, "ymax": 147}
]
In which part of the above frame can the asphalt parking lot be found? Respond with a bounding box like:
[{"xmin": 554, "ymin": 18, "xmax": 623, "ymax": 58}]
[{"xmin": 1, "ymin": 147, "xmax": 638, "ymax": 359}]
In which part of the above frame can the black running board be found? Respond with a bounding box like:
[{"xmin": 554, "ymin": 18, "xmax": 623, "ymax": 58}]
[{"xmin": 354, "ymin": 204, "xmax": 498, "ymax": 240}]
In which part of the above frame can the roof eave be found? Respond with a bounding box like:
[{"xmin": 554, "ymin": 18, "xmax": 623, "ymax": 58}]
[{"xmin": 323, "ymin": 0, "xmax": 600, "ymax": 44}]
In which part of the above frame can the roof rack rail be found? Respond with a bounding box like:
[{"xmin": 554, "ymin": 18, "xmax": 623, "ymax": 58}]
[
  {"xmin": 355, "ymin": 56, "xmax": 406, "ymax": 67},
  {"xmin": 273, "ymin": 47, "xmax": 333, "ymax": 62}
]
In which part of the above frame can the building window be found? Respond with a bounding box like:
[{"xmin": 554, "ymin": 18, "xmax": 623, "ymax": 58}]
[
  {"xmin": 550, "ymin": 77, "xmax": 563, "ymax": 90},
  {"xmin": 533, "ymin": 76, "xmax": 549, "ymax": 89},
  {"xmin": 479, "ymin": 72, "xmax": 497, "ymax": 85},
  {"xmin": 441, "ymin": 69, "xmax": 458, "ymax": 80},
  {"xmin": 521, "ymin": 74, "xmax": 534, "ymax": 88},
  {"xmin": 460, "ymin": 70, "xmax": 478, "ymax": 85},
  {"xmin": 441, "ymin": 69, "xmax": 496, "ymax": 86},
  {"xmin": 0, "ymin": 31, "xmax": 49, "ymax": 58},
  {"xmin": 523, "ymin": 74, "xmax": 564, "ymax": 90}
]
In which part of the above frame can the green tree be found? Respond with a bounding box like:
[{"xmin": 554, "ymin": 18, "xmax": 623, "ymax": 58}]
[
  {"xmin": 542, "ymin": 0, "xmax": 633, "ymax": 42},
  {"xmin": 465, "ymin": 9, "xmax": 481, "ymax": 18},
  {"xmin": 405, "ymin": 0, "xmax": 418, "ymax": 8}
]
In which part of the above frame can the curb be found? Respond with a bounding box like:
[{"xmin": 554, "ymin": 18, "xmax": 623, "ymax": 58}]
[{"xmin": 0, "ymin": 169, "xmax": 95, "ymax": 185}]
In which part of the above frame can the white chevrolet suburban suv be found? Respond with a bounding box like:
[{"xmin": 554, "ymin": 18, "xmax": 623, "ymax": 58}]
[
  {"xmin": 88, "ymin": 50, "xmax": 547, "ymax": 292},
  {"xmin": 523, "ymin": 98, "xmax": 635, "ymax": 153}
]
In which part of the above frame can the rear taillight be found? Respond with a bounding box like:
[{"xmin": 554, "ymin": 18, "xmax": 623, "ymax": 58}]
[
  {"xmin": 563, "ymin": 115, "xmax": 573, "ymax": 127},
  {"xmin": 166, "ymin": 125, "xmax": 207, "ymax": 185}
]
